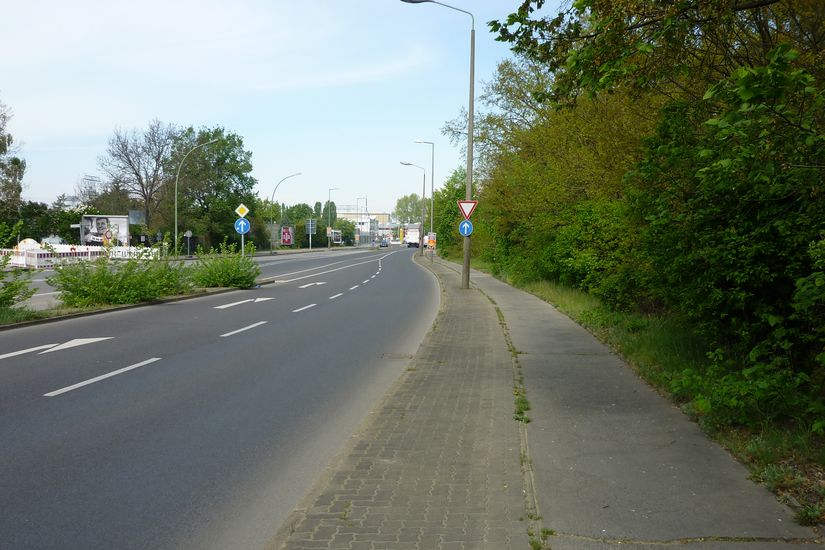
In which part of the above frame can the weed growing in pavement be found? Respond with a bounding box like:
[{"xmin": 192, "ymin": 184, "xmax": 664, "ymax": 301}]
[
  {"xmin": 514, "ymin": 388, "xmax": 531, "ymax": 423},
  {"xmin": 339, "ymin": 501, "xmax": 352, "ymax": 521}
]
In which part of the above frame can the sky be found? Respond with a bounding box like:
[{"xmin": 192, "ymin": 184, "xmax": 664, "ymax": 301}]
[{"xmin": 1, "ymin": 1, "xmax": 553, "ymax": 216}]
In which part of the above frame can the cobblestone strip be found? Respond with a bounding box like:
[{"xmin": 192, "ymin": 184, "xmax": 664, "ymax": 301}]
[{"xmin": 270, "ymin": 258, "xmax": 529, "ymax": 550}]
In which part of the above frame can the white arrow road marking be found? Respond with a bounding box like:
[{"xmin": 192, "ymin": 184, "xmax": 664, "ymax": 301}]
[
  {"xmin": 220, "ymin": 321, "xmax": 268, "ymax": 338},
  {"xmin": 214, "ymin": 299, "xmax": 254, "ymax": 309},
  {"xmin": 213, "ymin": 297, "xmax": 275, "ymax": 309},
  {"xmin": 292, "ymin": 304, "xmax": 316, "ymax": 313},
  {"xmin": 0, "ymin": 344, "xmax": 58, "ymax": 361},
  {"xmin": 44, "ymin": 358, "xmax": 162, "ymax": 397},
  {"xmin": 298, "ymin": 282, "xmax": 327, "ymax": 289},
  {"xmin": 329, "ymin": 293, "xmax": 343, "ymax": 300},
  {"xmin": 39, "ymin": 338, "xmax": 113, "ymax": 354}
]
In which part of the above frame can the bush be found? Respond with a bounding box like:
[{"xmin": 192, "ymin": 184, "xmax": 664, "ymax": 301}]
[
  {"xmin": 48, "ymin": 253, "xmax": 193, "ymax": 307},
  {"xmin": 191, "ymin": 241, "xmax": 260, "ymax": 289},
  {"xmin": 0, "ymin": 254, "xmax": 35, "ymax": 308}
]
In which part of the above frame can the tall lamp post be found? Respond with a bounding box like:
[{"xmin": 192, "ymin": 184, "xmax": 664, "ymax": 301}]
[
  {"xmin": 327, "ymin": 187, "xmax": 340, "ymax": 248},
  {"xmin": 270, "ymin": 172, "xmax": 302, "ymax": 253},
  {"xmin": 415, "ymin": 139, "xmax": 435, "ymax": 245},
  {"xmin": 401, "ymin": 0, "xmax": 474, "ymax": 288},
  {"xmin": 400, "ymin": 161, "xmax": 426, "ymax": 257},
  {"xmin": 175, "ymin": 138, "xmax": 219, "ymax": 254},
  {"xmin": 356, "ymin": 196, "xmax": 367, "ymax": 246}
]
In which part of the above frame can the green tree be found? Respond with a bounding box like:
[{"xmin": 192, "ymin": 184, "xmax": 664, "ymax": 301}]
[
  {"xmin": 0, "ymin": 100, "xmax": 25, "ymax": 222},
  {"xmin": 432, "ymin": 167, "xmax": 467, "ymax": 255},
  {"xmin": 334, "ymin": 218, "xmax": 356, "ymax": 246},
  {"xmin": 322, "ymin": 200, "xmax": 337, "ymax": 226},
  {"xmin": 283, "ymin": 203, "xmax": 313, "ymax": 225},
  {"xmin": 171, "ymin": 126, "xmax": 258, "ymax": 249},
  {"xmin": 628, "ymin": 46, "xmax": 825, "ymax": 426},
  {"xmin": 491, "ymin": 0, "xmax": 825, "ymax": 104},
  {"xmin": 393, "ymin": 193, "xmax": 425, "ymax": 224}
]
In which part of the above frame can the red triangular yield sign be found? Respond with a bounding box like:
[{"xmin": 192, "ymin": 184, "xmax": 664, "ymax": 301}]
[{"xmin": 457, "ymin": 200, "xmax": 478, "ymax": 220}]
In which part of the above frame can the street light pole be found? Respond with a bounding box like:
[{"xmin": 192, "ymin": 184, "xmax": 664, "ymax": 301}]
[
  {"xmin": 401, "ymin": 0, "xmax": 474, "ymax": 288},
  {"xmin": 269, "ymin": 172, "xmax": 302, "ymax": 253},
  {"xmin": 327, "ymin": 187, "xmax": 340, "ymax": 248},
  {"xmin": 174, "ymin": 138, "xmax": 218, "ymax": 254},
  {"xmin": 415, "ymin": 139, "xmax": 435, "ymax": 244},
  {"xmin": 400, "ymin": 161, "xmax": 426, "ymax": 257}
]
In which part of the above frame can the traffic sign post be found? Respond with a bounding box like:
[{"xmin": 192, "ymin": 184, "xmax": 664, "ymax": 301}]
[
  {"xmin": 458, "ymin": 220, "xmax": 473, "ymax": 237},
  {"xmin": 457, "ymin": 200, "xmax": 478, "ymax": 220},
  {"xmin": 235, "ymin": 218, "xmax": 250, "ymax": 257}
]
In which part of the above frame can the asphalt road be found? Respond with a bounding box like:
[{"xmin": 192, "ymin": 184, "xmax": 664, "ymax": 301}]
[{"xmin": 0, "ymin": 247, "xmax": 439, "ymax": 549}]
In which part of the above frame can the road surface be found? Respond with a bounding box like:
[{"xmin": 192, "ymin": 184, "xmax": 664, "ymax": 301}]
[{"xmin": 0, "ymin": 247, "xmax": 439, "ymax": 549}]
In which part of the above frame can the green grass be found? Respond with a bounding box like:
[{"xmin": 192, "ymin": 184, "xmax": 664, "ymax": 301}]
[{"xmin": 0, "ymin": 307, "xmax": 48, "ymax": 325}]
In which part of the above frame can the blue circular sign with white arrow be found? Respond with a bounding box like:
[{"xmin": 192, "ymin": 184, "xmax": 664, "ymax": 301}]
[
  {"xmin": 234, "ymin": 218, "xmax": 250, "ymax": 235},
  {"xmin": 458, "ymin": 219, "xmax": 474, "ymax": 237}
]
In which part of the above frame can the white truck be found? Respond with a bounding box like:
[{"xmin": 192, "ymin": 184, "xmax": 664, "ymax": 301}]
[{"xmin": 403, "ymin": 224, "xmax": 421, "ymax": 248}]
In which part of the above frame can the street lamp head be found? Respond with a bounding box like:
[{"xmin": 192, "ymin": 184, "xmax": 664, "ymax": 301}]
[
  {"xmin": 400, "ymin": 161, "xmax": 412, "ymax": 166},
  {"xmin": 400, "ymin": 0, "xmax": 432, "ymax": 3}
]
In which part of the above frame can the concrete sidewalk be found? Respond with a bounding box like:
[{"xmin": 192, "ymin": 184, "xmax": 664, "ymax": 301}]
[{"xmin": 270, "ymin": 256, "xmax": 822, "ymax": 549}]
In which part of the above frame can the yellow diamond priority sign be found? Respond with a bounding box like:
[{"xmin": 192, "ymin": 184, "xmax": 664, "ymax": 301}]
[{"xmin": 235, "ymin": 204, "xmax": 249, "ymax": 218}]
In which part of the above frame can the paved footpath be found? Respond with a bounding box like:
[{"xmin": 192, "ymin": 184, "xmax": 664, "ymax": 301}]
[{"xmin": 270, "ymin": 256, "xmax": 823, "ymax": 549}]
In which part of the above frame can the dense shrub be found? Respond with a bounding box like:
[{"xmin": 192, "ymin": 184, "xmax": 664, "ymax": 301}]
[
  {"xmin": 633, "ymin": 46, "xmax": 825, "ymax": 428},
  {"xmin": 191, "ymin": 241, "xmax": 260, "ymax": 289},
  {"xmin": 48, "ymin": 254, "xmax": 192, "ymax": 307},
  {"xmin": 0, "ymin": 255, "xmax": 35, "ymax": 308}
]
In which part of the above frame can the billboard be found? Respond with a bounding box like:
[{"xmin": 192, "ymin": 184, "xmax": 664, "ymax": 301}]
[
  {"xmin": 81, "ymin": 215, "xmax": 129, "ymax": 246},
  {"xmin": 281, "ymin": 226, "xmax": 294, "ymax": 246}
]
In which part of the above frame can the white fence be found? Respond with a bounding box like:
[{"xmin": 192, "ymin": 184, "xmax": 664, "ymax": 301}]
[{"xmin": 1, "ymin": 246, "xmax": 160, "ymax": 269}]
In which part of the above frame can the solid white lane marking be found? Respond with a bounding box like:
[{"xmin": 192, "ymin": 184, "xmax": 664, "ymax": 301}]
[
  {"xmin": 265, "ymin": 260, "xmax": 347, "ymax": 278},
  {"xmin": 292, "ymin": 304, "xmax": 317, "ymax": 313},
  {"xmin": 44, "ymin": 358, "xmax": 162, "ymax": 397},
  {"xmin": 39, "ymin": 338, "xmax": 113, "ymax": 354},
  {"xmin": 220, "ymin": 321, "xmax": 267, "ymax": 337},
  {"xmin": 0, "ymin": 344, "xmax": 58, "ymax": 361},
  {"xmin": 269, "ymin": 251, "xmax": 401, "ymax": 283},
  {"xmin": 329, "ymin": 293, "xmax": 343, "ymax": 300},
  {"xmin": 214, "ymin": 299, "xmax": 254, "ymax": 309},
  {"xmin": 350, "ymin": 285, "xmax": 359, "ymax": 290}
]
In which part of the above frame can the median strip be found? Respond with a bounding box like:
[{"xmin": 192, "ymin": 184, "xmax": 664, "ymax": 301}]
[{"xmin": 44, "ymin": 358, "xmax": 162, "ymax": 397}]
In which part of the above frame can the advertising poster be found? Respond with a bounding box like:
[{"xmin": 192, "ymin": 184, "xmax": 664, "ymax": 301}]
[
  {"xmin": 281, "ymin": 226, "xmax": 294, "ymax": 246},
  {"xmin": 81, "ymin": 215, "xmax": 129, "ymax": 246}
]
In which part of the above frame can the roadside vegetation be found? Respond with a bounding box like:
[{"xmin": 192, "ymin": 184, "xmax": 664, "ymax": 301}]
[
  {"xmin": 45, "ymin": 242, "xmax": 261, "ymax": 309},
  {"xmin": 432, "ymin": 1, "xmax": 825, "ymax": 524},
  {"xmin": 191, "ymin": 241, "xmax": 261, "ymax": 289}
]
